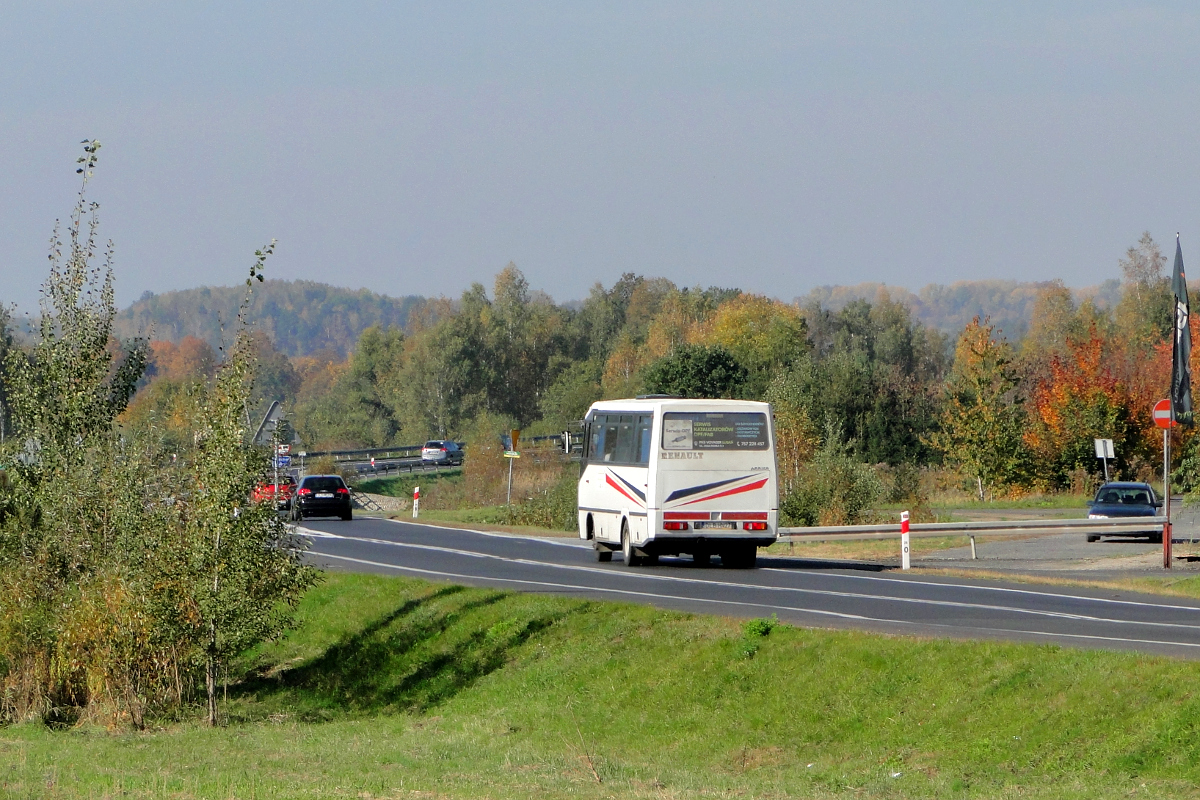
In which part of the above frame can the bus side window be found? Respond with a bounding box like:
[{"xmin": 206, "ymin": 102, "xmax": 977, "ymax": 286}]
[
  {"xmin": 635, "ymin": 415, "xmax": 652, "ymax": 465},
  {"xmin": 602, "ymin": 418, "xmax": 622, "ymax": 462},
  {"xmin": 591, "ymin": 416, "xmax": 606, "ymax": 462},
  {"xmin": 581, "ymin": 419, "xmax": 592, "ymax": 468},
  {"xmin": 614, "ymin": 415, "xmax": 636, "ymax": 463}
]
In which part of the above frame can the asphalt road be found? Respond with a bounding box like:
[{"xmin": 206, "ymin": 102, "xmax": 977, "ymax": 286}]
[{"xmin": 297, "ymin": 515, "xmax": 1200, "ymax": 659}]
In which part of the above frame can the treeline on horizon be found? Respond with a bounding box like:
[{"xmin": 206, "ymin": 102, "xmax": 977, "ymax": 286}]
[
  {"xmin": 89, "ymin": 232, "xmax": 1200, "ymax": 514},
  {"xmin": 95, "ymin": 273, "xmax": 1125, "ymax": 361}
]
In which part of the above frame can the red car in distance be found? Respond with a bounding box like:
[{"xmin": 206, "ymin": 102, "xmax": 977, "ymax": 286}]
[{"xmin": 252, "ymin": 475, "xmax": 296, "ymax": 509}]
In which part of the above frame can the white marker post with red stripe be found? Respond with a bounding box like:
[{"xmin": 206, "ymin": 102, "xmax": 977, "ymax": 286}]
[
  {"xmin": 413, "ymin": 485, "xmax": 420, "ymax": 519},
  {"xmin": 900, "ymin": 510, "xmax": 911, "ymax": 570}
]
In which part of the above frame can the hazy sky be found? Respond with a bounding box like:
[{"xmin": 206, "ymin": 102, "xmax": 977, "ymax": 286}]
[{"xmin": 4, "ymin": 2, "xmax": 1200, "ymax": 311}]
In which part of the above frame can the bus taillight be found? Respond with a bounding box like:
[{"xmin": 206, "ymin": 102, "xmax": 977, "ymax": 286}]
[
  {"xmin": 663, "ymin": 521, "xmax": 689, "ymax": 531},
  {"xmin": 742, "ymin": 522, "xmax": 768, "ymax": 531}
]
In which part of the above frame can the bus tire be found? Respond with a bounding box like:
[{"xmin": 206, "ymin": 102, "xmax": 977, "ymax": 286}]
[
  {"xmin": 693, "ymin": 551, "xmax": 711, "ymax": 567},
  {"xmin": 622, "ymin": 522, "xmax": 643, "ymax": 567}
]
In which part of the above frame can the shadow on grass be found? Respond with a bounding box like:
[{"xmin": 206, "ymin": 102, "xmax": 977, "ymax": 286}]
[{"xmin": 234, "ymin": 584, "xmax": 573, "ymax": 720}]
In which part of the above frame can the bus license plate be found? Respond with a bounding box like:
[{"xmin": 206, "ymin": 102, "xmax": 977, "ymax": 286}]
[{"xmin": 694, "ymin": 521, "xmax": 736, "ymax": 530}]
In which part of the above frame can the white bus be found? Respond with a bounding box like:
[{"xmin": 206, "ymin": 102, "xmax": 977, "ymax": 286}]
[{"xmin": 578, "ymin": 397, "xmax": 778, "ymax": 568}]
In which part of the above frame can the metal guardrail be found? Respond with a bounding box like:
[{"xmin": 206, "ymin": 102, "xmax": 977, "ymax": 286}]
[
  {"xmin": 305, "ymin": 445, "xmax": 439, "ymax": 461},
  {"xmin": 301, "ymin": 432, "xmax": 582, "ymax": 464},
  {"xmin": 778, "ymin": 516, "xmax": 1169, "ymax": 543},
  {"xmin": 354, "ymin": 460, "xmax": 460, "ymax": 477}
]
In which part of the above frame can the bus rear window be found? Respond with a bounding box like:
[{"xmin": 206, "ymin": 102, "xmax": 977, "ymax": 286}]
[
  {"xmin": 661, "ymin": 412, "xmax": 769, "ymax": 450},
  {"xmin": 590, "ymin": 413, "xmax": 653, "ymax": 465}
]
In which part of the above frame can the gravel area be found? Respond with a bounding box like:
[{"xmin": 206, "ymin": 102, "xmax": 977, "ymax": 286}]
[
  {"xmin": 911, "ymin": 502, "xmax": 1200, "ymax": 577},
  {"xmin": 353, "ymin": 492, "xmax": 409, "ymax": 513}
]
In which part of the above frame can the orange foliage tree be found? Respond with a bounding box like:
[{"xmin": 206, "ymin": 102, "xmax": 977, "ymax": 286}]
[{"xmin": 1023, "ymin": 323, "xmax": 1143, "ymax": 489}]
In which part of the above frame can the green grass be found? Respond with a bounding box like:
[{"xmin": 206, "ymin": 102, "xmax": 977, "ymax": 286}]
[
  {"xmin": 356, "ymin": 469, "xmax": 463, "ymax": 497},
  {"xmin": 930, "ymin": 494, "xmax": 1090, "ymax": 510},
  {"xmin": 765, "ymin": 535, "xmax": 976, "ymax": 561},
  {"xmin": 8, "ymin": 571, "xmax": 1200, "ymax": 798}
]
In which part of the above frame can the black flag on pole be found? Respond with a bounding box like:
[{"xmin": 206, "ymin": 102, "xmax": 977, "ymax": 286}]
[{"xmin": 1172, "ymin": 234, "xmax": 1192, "ymax": 424}]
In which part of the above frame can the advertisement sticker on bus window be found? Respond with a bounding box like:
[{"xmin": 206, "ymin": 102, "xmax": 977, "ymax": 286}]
[
  {"xmin": 661, "ymin": 413, "xmax": 769, "ymax": 450},
  {"xmin": 663, "ymin": 418, "xmax": 693, "ymax": 450}
]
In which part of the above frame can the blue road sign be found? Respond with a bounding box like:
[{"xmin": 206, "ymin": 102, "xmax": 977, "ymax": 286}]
[{"xmin": 274, "ymin": 455, "xmax": 292, "ymax": 467}]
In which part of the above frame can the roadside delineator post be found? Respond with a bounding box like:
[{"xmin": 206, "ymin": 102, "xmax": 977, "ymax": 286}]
[
  {"xmin": 413, "ymin": 485, "xmax": 420, "ymax": 519},
  {"xmin": 900, "ymin": 511, "xmax": 911, "ymax": 571}
]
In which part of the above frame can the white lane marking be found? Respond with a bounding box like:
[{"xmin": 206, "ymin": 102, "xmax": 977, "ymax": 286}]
[
  {"xmin": 761, "ymin": 566, "xmax": 1200, "ymax": 612},
  {"xmin": 308, "ymin": 551, "xmax": 1200, "ymax": 653},
  {"xmin": 297, "ymin": 527, "xmax": 1200, "ymax": 634},
  {"xmin": 380, "ymin": 517, "xmax": 592, "ymax": 548},
  {"xmin": 312, "ymin": 519, "xmax": 1200, "ymax": 612}
]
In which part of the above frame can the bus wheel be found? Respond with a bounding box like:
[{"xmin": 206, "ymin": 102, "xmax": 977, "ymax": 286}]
[
  {"xmin": 693, "ymin": 551, "xmax": 711, "ymax": 567},
  {"xmin": 622, "ymin": 522, "xmax": 643, "ymax": 567}
]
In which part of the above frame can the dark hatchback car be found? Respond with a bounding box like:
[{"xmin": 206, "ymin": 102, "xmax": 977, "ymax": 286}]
[
  {"xmin": 421, "ymin": 440, "xmax": 464, "ymax": 466},
  {"xmin": 292, "ymin": 474, "xmax": 353, "ymax": 521},
  {"xmin": 1086, "ymin": 481, "xmax": 1162, "ymax": 542}
]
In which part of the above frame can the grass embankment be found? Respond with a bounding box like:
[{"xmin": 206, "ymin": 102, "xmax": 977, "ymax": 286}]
[
  {"xmin": 357, "ymin": 469, "xmax": 464, "ymax": 499},
  {"xmin": 8, "ymin": 572, "xmax": 1200, "ymax": 798}
]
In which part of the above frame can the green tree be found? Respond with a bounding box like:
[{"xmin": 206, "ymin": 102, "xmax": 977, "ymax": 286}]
[
  {"xmin": 175, "ymin": 246, "xmax": 317, "ymax": 725},
  {"xmin": 643, "ymin": 344, "xmax": 748, "ymax": 398},
  {"xmin": 929, "ymin": 318, "xmax": 1030, "ymax": 499},
  {"xmin": 793, "ymin": 296, "xmax": 946, "ymax": 464},
  {"xmin": 538, "ymin": 358, "xmax": 603, "ymax": 432},
  {"xmin": 292, "ymin": 325, "xmax": 405, "ymax": 448},
  {"xmin": 764, "ymin": 368, "xmax": 819, "ymax": 499},
  {"xmin": 0, "ymin": 141, "xmax": 164, "ymax": 724},
  {"xmin": 1, "ymin": 144, "xmax": 314, "ymax": 728},
  {"xmin": 0, "ymin": 307, "xmax": 13, "ymax": 444},
  {"xmin": 391, "ymin": 319, "xmax": 479, "ymax": 440}
]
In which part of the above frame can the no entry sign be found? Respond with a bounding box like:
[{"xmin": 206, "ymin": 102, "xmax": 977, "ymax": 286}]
[{"xmin": 1154, "ymin": 398, "xmax": 1176, "ymax": 429}]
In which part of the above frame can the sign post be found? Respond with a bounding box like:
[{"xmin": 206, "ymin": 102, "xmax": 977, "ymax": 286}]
[
  {"xmin": 412, "ymin": 486, "xmax": 420, "ymax": 519},
  {"xmin": 505, "ymin": 429, "xmax": 521, "ymax": 505},
  {"xmin": 1153, "ymin": 399, "xmax": 1175, "ymax": 568},
  {"xmin": 900, "ymin": 511, "xmax": 911, "ymax": 570},
  {"xmin": 1093, "ymin": 438, "xmax": 1114, "ymax": 482}
]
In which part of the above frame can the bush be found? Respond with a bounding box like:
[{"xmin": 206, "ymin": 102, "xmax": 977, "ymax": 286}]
[
  {"xmin": 780, "ymin": 421, "xmax": 883, "ymax": 526},
  {"xmin": 502, "ymin": 470, "xmax": 578, "ymax": 531},
  {"xmin": 743, "ymin": 615, "xmax": 777, "ymax": 638}
]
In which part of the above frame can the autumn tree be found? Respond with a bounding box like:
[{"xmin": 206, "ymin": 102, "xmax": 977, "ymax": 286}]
[
  {"xmin": 703, "ymin": 294, "xmax": 808, "ymax": 396},
  {"xmin": 928, "ymin": 318, "xmax": 1029, "ymax": 499},
  {"xmin": 1024, "ymin": 323, "xmax": 1137, "ymax": 489}
]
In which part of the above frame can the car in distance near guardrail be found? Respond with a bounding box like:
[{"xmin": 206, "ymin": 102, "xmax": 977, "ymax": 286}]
[
  {"xmin": 252, "ymin": 475, "xmax": 295, "ymax": 510},
  {"xmin": 421, "ymin": 440, "xmax": 464, "ymax": 466},
  {"xmin": 1085, "ymin": 481, "xmax": 1162, "ymax": 542},
  {"xmin": 292, "ymin": 474, "xmax": 353, "ymax": 521}
]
